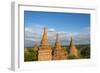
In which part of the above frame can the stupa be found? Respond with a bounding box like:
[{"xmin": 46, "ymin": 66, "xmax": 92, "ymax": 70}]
[
  {"xmin": 69, "ymin": 34, "xmax": 79, "ymax": 58},
  {"xmin": 33, "ymin": 42, "xmax": 38, "ymax": 51},
  {"xmin": 53, "ymin": 33, "xmax": 67, "ymax": 60},
  {"xmin": 38, "ymin": 27, "xmax": 52, "ymax": 61}
]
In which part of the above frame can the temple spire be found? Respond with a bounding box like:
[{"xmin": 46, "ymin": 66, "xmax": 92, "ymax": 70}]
[
  {"xmin": 55, "ymin": 33, "xmax": 62, "ymax": 49},
  {"xmin": 33, "ymin": 41, "xmax": 38, "ymax": 51},
  {"xmin": 69, "ymin": 33, "xmax": 79, "ymax": 58},
  {"xmin": 69, "ymin": 34, "xmax": 75, "ymax": 48},
  {"xmin": 40, "ymin": 27, "xmax": 50, "ymax": 46},
  {"xmin": 38, "ymin": 27, "xmax": 52, "ymax": 61},
  {"xmin": 53, "ymin": 33, "xmax": 68, "ymax": 60}
]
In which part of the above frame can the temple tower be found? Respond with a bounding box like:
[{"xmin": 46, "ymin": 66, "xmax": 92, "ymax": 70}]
[
  {"xmin": 33, "ymin": 42, "xmax": 38, "ymax": 51},
  {"xmin": 53, "ymin": 33, "xmax": 67, "ymax": 60},
  {"xmin": 69, "ymin": 34, "xmax": 79, "ymax": 59},
  {"xmin": 38, "ymin": 27, "xmax": 52, "ymax": 61}
]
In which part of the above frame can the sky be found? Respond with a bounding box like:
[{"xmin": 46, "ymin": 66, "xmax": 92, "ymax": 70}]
[{"xmin": 24, "ymin": 11, "xmax": 90, "ymax": 47}]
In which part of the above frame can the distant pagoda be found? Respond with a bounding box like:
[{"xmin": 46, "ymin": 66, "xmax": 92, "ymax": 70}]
[
  {"xmin": 69, "ymin": 34, "xmax": 79, "ymax": 59},
  {"xmin": 33, "ymin": 41, "xmax": 38, "ymax": 51},
  {"xmin": 38, "ymin": 27, "xmax": 52, "ymax": 61},
  {"xmin": 53, "ymin": 33, "xmax": 67, "ymax": 60}
]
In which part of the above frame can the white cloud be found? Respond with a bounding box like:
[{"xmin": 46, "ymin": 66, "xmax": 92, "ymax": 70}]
[
  {"xmin": 73, "ymin": 26, "xmax": 90, "ymax": 44},
  {"xmin": 48, "ymin": 28, "xmax": 56, "ymax": 32},
  {"xmin": 24, "ymin": 26, "xmax": 43, "ymax": 46},
  {"xmin": 24, "ymin": 26, "xmax": 90, "ymax": 47}
]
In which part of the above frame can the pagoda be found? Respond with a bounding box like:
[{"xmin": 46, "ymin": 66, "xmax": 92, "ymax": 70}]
[
  {"xmin": 53, "ymin": 33, "xmax": 67, "ymax": 60},
  {"xmin": 38, "ymin": 27, "xmax": 52, "ymax": 61},
  {"xmin": 33, "ymin": 41, "xmax": 38, "ymax": 51},
  {"xmin": 69, "ymin": 34, "xmax": 79, "ymax": 59}
]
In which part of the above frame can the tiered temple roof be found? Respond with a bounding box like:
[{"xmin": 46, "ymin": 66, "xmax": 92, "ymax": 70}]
[
  {"xmin": 32, "ymin": 27, "xmax": 79, "ymax": 61},
  {"xmin": 69, "ymin": 34, "xmax": 79, "ymax": 58},
  {"xmin": 38, "ymin": 27, "xmax": 52, "ymax": 61},
  {"xmin": 53, "ymin": 33, "xmax": 67, "ymax": 60},
  {"xmin": 40, "ymin": 27, "xmax": 50, "ymax": 46},
  {"xmin": 54, "ymin": 33, "xmax": 62, "ymax": 50}
]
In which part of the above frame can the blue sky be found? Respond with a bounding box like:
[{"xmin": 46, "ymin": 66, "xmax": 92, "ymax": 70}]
[
  {"xmin": 24, "ymin": 11, "xmax": 90, "ymax": 47},
  {"xmin": 24, "ymin": 11, "xmax": 90, "ymax": 33}
]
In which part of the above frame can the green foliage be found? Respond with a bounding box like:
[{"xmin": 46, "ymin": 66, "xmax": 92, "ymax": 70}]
[
  {"xmin": 24, "ymin": 49, "xmax": 38, "ymax": 62},
  {"xmin": 68, "ymin": 55, "xmax": 79, "ymax": 59},
  {"xmin": 24, "ymin": 44, "xmax": 90, "ymax": 61},
  {"xmin": 63, "ymin": 44, "xmax": 90, "ymax": 59},
  {"xmin": 79, "ymin": 45, "xmax": 90, "ymax": 58}
]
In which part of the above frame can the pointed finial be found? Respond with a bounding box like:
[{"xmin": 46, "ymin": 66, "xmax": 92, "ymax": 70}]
[
  {"xmin": 69, "ymin": 32, "xmax": 75, "ymax": 48},
  {"xmin": 54, "ymin": 32, "xmax": 62, "ymax": 49},
  {"xmin": 40, "ymin": 26, "xmax": 50, "ymax": 46},
  {"xmin": 56, "ymin": 33, "xmax": 59, "ymax": 42},
  {"xmin": 44, "ymin": 26, "xmax": 47, "ymax": 31},
  {"xmin": 70, "ymin": 32, "xmax": 73, "ymax": 38},
  {"xmin": 70, "ymin": 32, "xmax": 74, "ymax": 41}
]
